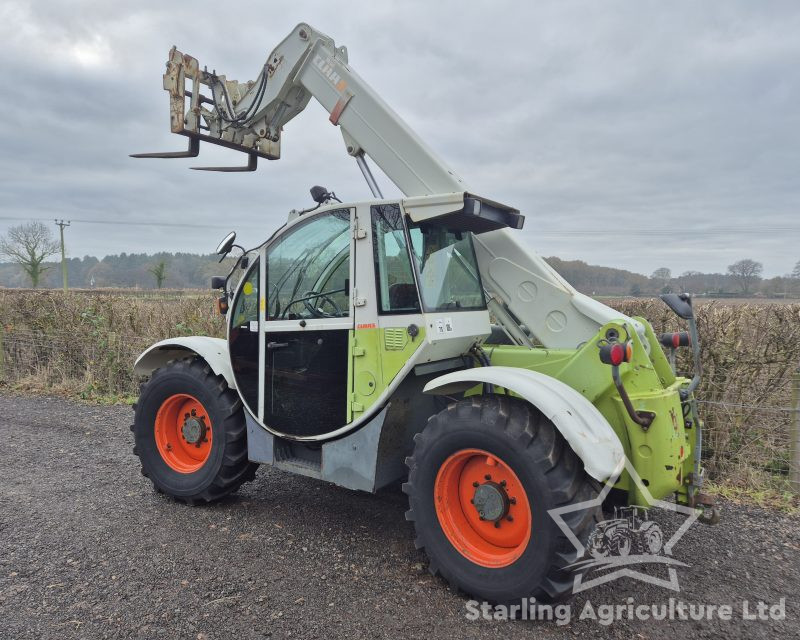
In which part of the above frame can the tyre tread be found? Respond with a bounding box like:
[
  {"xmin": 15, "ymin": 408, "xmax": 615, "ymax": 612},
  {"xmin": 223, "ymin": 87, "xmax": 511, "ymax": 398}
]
[
  {"xmin": 132, "ymin": 357, "xmax": 257, "ymax": 504},
  {"xmin": 404, "ymin": 395, "xmax": 600, "ymax": 603}
]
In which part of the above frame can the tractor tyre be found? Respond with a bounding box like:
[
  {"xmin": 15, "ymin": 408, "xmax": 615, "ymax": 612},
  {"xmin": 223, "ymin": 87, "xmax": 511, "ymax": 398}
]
[
  {"xmin": 132, "ymin": 358, "xmax": 258, "ymax": 504},
  {"xmin": 610, "ymin": 529, "xmax": 632, "ymax": 556},
  {"xmin": 638, "ymin": 520, "xmax": 663, "ymax": 555},
  {"xmin": 403, "ymin": 395, "xmax": 600, "ymax": 604}
]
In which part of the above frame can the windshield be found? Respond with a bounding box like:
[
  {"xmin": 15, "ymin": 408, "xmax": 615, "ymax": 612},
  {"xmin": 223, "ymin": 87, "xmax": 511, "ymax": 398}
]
[
  {"xmin": 408, "ymin": 224, "xmax": 486, "ymax": 312},
  {"xmin": 267, "ymin": 209, "xmax": 351, "ymax": 319}
]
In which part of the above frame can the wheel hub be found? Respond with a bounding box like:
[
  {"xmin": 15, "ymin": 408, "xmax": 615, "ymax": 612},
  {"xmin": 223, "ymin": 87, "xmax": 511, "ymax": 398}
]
[
  {"xmin": 181, "ymin": 416, "xmax": 207, "ymax": 445},
  {"xmin": 472, "ymin": 481, "xmax": 509, "ymax": 522},
  {"xmin": 434, "ymin": 448, "xmax": 532, "ymax": 568},
  {"xmin": 154, "ymin": 394, "xmax": 214, "ymax": 474}
]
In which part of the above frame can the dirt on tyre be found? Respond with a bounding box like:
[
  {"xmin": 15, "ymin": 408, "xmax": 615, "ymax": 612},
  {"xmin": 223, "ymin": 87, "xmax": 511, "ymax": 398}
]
[
  {"xmin": 132, "ymin": 359, "xmax": 257, "ymax": 504},
  {"xmin": 403, "ymin": 395, "xmax": 600, "ymax": 604}
]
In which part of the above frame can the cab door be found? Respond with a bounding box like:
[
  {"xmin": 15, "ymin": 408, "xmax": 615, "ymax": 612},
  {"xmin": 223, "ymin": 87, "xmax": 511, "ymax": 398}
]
[{"xmin": 259, "ymin": 208, "xmax": 354, "ymax": 438}]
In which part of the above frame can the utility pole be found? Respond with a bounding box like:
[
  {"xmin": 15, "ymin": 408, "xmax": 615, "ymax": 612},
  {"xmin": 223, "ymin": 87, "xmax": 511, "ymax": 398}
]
[{"xmin": 54, "ymin": 219, "xmax": 71, "ymax": 292}]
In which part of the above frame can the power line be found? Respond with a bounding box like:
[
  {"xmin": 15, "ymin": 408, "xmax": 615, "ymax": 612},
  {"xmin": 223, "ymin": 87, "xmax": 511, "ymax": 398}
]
[
  {"xmin": 0, "ymin": 216, "xmax": 798, "ymax": 236},
  {"xmin": 0, "ymin": 216, "xmax": 231, "ymax": 230},
  {"xmin": 533, "ymin": 228, "xmax": 800, "ymax": 237}
]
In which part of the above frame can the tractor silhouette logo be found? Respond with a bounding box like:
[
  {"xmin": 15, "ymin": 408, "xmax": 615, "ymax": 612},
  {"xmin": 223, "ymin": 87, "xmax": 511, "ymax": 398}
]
[
  {"xmin": 587, "ymin": 506, "xmax": 664, "ymax": 558},
  {"xmin": 549, "ymin": 457, "xmax": 699, "ymax": 593}
]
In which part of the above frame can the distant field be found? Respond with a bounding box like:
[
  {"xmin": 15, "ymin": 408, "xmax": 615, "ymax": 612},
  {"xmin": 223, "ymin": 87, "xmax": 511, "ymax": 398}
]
[
  {"xmin": 596, "ymin": 295, "xmax": 800, "ymax": 305},
  {"xmin": 3, "ymin": 287, "xmax": 212, "ymax": 299},
  {"xmin": 1, "ymin": 289, "xmax": 798, "ymax": 497},
  {"xmin": 695, "ymin": 296, "xmax": 800, "ymax": 305}
]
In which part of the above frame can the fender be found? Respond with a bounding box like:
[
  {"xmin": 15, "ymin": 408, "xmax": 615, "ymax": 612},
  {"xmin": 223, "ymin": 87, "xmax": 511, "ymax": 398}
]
[
  {"xmin": 133, "ymin": 337, "xmax": 235, "ymax": 389},
  {"xmin": 422, "ymin": 366, "xmax": 623, "ymax": 482}
]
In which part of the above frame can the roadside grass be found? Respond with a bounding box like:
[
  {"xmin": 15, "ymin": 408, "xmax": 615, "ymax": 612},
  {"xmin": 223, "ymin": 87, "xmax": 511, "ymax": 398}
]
[
  {"xmin": 1, "ymin": 289, "xmax": 799, "ymax": 508},
  {"xmin": 707, "ymin": 481, "xmax": 799, "ymax": 514}
]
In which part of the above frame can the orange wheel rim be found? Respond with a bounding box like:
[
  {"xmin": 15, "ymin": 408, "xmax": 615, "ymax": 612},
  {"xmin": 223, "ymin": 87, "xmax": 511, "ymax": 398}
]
[
  {"xmin": 434, "ymin": 448, "xmax": 532, "ymax": 568},
  {"xmin": 154, "ymin": 394, "xmax": 213, "ymax": 473}
]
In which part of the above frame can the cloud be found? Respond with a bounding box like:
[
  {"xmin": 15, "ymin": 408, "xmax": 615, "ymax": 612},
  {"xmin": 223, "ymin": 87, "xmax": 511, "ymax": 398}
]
[{"xmin": 0, "ymin": 0, "xmax": 797, "ymax": 275}]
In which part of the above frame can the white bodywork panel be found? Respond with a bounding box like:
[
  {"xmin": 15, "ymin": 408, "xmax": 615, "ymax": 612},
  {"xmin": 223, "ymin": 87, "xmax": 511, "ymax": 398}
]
[
  {"xmin": 473, "ymin": 228, "xmax": 646, "ymax": 350},
  {"xmin": 423, "ymin": 366, "xmax": 624, "ymax": 481},
  {"xmin": 295, "ymin": 35, "xmax": 469, "ymax": 197},
  {"xmin": 402, "ymin": 192, "xmax": 467, "ymax": 223},
  {"xmin": 134, "ymin": 337, "xmax": 235, "ymax": 389}
]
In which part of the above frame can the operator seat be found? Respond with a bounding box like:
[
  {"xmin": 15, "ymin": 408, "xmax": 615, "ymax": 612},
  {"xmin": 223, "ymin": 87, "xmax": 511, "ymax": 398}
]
[{"xmin": 388, "ymin": 283, "xmax": 420, "ymax": 311}]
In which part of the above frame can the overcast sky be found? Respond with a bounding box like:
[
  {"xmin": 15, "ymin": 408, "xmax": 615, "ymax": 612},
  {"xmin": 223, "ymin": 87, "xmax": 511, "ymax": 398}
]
[{"xmin": 1, "ymin": 1, "xmax": 798, "ymax": 276}]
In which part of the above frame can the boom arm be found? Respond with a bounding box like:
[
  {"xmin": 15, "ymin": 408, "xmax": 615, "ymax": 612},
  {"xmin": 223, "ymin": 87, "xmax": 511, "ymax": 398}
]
[
  {"xmin": 134, "ymin": 23, "xmax": 645, "ymax": 350},
  {"xmin": 138, "ymin": 23, "xmax": 466, "ymax": 195}
]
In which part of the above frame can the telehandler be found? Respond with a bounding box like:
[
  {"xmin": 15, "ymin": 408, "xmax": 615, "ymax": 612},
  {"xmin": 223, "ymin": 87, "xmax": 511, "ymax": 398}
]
[{"xmin": 131, "ymin": 23, "xmax": 716, "ymax": 603}]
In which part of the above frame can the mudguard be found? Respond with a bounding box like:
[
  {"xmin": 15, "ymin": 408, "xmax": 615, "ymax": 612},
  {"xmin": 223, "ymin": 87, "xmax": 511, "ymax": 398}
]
[
  {"xmin": 423, "ymin": 366, "xmax": 624, "ymax": 482},
  {"xmin": 133, "ymin": 337, "xmax": 235, "ymax": 389}
]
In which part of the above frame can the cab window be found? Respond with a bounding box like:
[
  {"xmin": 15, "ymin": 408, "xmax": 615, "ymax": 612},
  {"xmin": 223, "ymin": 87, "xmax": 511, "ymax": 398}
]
[
  {"xmin": 266, "ymin": 210, "xmax": 351, "ymax": 320},
  {"xmin": 229, "ymin": 258, "xmax": 260, "ymax": 413},
  {"xmin": 408, "ymin": 223, "xmax": 486, "ymax": 312},
  {"xmin": 231, "ymin": 262, "xmax": 259, "ymax": 328},
  {"xmin": 371, "ymin": 204, "xmax": 420, "ymax": 314}
]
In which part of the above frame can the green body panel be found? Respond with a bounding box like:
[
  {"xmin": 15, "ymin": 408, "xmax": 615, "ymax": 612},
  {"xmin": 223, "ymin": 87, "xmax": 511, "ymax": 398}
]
[
  {"xmin": 485, "ymin": 319, "xmax": 696, "ymax": 505},
  {"xmin": 347, "ymin": 326, "xmax": 426, "ymax": 422}
]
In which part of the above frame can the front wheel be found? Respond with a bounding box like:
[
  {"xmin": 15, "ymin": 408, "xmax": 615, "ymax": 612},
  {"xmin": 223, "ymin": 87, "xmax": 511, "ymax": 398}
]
[
  {"xmin": 403, "ymin": 396, "xmax": 600, "ymax": 603},
  {"xmin": 132, "ymin": 359, "xmax": 257, "ymax": 504}
]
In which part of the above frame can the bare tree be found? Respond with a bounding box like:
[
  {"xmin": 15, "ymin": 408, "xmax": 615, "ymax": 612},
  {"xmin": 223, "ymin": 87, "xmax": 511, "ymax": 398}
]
[
  {"xmin": 727, "ymin": 258, "xmax": 763, "ymax": 294},
  {"xmin": 651, "ymin": 267, "xmax": 672, "ymax": 293},
  {"xmin": 789, "ymin": 260, "xmax": 800, "ymax": 296},
  {"xmin": 677, "ymin": 270, "xmax": 702, "ymax": 294},
  {"xmin": 0, "ymin": 221, "xmax": 60, "ymax": 288},
  {"xmin": 651, "ymin": 267, "xmax": 672, "ymax": 282}
]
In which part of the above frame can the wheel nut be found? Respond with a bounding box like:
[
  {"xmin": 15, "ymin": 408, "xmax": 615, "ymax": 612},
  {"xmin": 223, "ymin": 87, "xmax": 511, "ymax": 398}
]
[
  {"xmin": 506, "ymin": 515, "xmax": 514, "ymax": 522},
  {"xmin": 510, "ymin": 497, "xmax": 517, "ymax": 505},
  {"xmin": 500, "ymin": 480, "xmax": 506, "ymax": 487},
  {"xmin": 472, "ymin": 481, "xmax": 479, "ymax": 487},
  {"xmin": 484, "ymin": 474, "xmax": 491, "ymax": 480},
  {"xmin": 494, "ymin": 521, "xmax": 501, "ymax": 528}
]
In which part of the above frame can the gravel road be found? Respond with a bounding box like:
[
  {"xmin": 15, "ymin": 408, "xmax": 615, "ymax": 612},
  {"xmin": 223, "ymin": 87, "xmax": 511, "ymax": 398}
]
[{"xmin": 0, "ymin": 392, "xmax": 797, "ymax": 639}]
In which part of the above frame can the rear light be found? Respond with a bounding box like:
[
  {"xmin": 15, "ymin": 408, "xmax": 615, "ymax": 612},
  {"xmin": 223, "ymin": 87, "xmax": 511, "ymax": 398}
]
[
  {"xmin": 659, "ymin": 331, "xmax": 690, "ymax": 349},
  {"xmin": 599, "ymin": 341, "xmax": 633, "ymax": 366},
  {"xmin": 216, "ymin": 296, "xmax": 229, "ymax": 315}
]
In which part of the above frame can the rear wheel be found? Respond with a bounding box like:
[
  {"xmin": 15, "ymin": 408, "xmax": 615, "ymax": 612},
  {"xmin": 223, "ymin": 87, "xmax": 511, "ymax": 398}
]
[
  {"xmin": 132, "ymin": 359, "xmax": 257, "ymax": 504},
  {"xmin": 403, "ymin": 396, "xmax": 600, "ymax": 603}
]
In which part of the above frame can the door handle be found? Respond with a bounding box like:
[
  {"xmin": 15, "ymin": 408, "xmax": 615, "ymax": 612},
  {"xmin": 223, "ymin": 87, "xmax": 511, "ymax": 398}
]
[{"xmin": 267, "ymin": 342, "xmax": 289, "ymax": 350}]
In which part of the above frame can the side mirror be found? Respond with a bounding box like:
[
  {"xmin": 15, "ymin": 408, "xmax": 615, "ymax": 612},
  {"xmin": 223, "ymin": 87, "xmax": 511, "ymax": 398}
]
[
  {"xmin": 310, "ymin": 185, "xmax": 329, "ymax": 204},
  {"xmin": 660, "ymin": 293, "xmax": 694, "ymax": 320},
  {"xmin": 215, "ymin": 231, "xmax": 236, "ymax": 256},
  {"xmin": 211, "ymin": 276, "xmax": 226, "ymax": 290}
]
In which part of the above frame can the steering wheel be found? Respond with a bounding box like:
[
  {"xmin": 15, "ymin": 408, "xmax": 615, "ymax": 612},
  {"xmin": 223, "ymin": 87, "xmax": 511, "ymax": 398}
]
[
  {"xmin": 279, "ymin": 290, "xmax": 343, "ymax": 319},
  {"xmin": 302, "ymin": 290, "xmax": 343, "ymax": 318}
]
